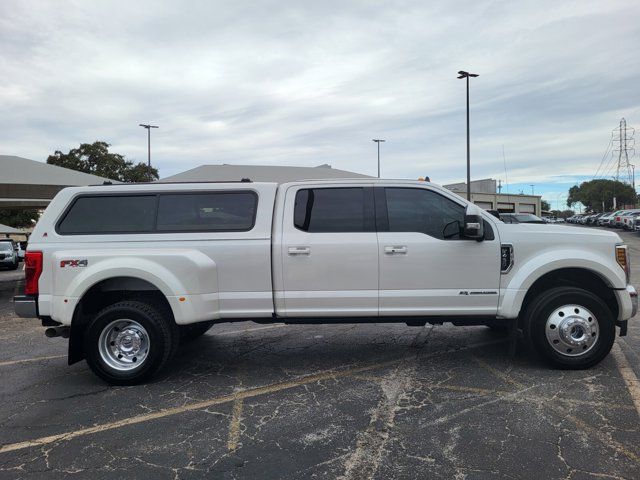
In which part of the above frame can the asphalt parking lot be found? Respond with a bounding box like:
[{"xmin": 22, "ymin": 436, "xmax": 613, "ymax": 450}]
[{"xmin": 1, "ymin": 230, "xmax": 640, "ymax": 479}]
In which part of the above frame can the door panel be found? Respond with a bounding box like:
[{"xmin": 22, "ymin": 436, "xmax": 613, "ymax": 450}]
[
  {"xmin": 280, "ymin": 185, "xmax": 378, "ymax": 317},
  {"xmin": 377, "ymin": 186, "xmax": 500, "ymax": 316}
]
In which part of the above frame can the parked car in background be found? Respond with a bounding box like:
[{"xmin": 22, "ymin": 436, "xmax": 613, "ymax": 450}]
[
  {"xmin": 500, "ymin": 213, "xmax": 546, "ymax": 224},
  {"xmin": 606, "ymin": 211, "xmax": 620, "ymax": 227},
  {"xmin": 588, "ymin": 213, "xmax": 605, "ymax": 225},
  {"xmin": 598, "ymin": 213, "xmax": 614, "ymax": 226},
  {"xmin": 582, "ymin": 214, "xmax": 594, "ymax": 225},
  {"xmin": 612, "ymin": 210, "xmax": 635, "ymax": 228},
  {"xmin": 0, "ymin": 239, "xmax": 19, "ymax": 270},
  {"xmin": 621, "ymin": 211, "xmax": 640, "ymax": 230}
]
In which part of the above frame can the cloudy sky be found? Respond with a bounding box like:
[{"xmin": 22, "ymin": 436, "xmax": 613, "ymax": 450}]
[{"xmin": 1, "ymin": 0, "xmax": 639, "ymax": 205}]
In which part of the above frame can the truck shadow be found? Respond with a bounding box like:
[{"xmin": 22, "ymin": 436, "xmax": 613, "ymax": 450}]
[{"xmin": 164, "ymin": 323, "xmax": 551, "ymax": 386}]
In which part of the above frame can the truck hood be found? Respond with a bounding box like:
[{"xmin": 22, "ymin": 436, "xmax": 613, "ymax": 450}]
[{"xmin": 495, "ymin": 223, "xmax": 622, "ymax": 245}]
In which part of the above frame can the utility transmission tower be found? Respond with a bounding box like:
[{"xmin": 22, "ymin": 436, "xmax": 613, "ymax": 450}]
[{"xmin": 612, "ymin": 118, "xmax": 635, "ymax": 186}]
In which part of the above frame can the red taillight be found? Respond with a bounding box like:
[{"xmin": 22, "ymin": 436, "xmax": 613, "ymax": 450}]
[{"xmin": 24, "ymin": 251, "xmax": 43, "ymax": 296}]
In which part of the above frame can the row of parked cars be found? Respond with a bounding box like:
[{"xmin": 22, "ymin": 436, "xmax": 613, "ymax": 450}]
[{"xmin": 567, "ymin": 209, "xmax": 640, "ymax": 230}]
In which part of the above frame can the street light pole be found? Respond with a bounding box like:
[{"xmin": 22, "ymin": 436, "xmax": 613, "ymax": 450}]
[
  {"xmin": 530, "ymin": 184, "xmax": 535, "ymax": 195},
  {"xmin": 458, "ymin": 70, "xmax": 479, "ymax": 202},
  {"xmin": 139, "ymin": 123, "xmax": 159, "ymax": 181},
  {"xmin": 372, "ymin": 139, "xmax": 385, "ymax": 178}
]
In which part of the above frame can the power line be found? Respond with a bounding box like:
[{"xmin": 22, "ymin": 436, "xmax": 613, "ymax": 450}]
[{"xmin": 593, "ymin": 137, "xmax": 613, "ymax": 179}]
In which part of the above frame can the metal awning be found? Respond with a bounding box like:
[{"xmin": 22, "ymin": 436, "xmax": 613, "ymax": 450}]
[
  {"xmin": 0, "ymin": 223, "xmax": 25, "ymax": 235},
  {"xmin": 0, "ymin": 155, "xmax": 115, "ymax": 208}
]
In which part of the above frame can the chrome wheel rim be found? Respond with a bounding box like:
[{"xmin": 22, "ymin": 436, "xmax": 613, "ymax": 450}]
[
  {"xmin": 545, "ymin": 304, "xmax": 599, "ymax": 357},
  {"xmin": 98, "ymin": 319, "xmax": 149, "ymax": 371}
]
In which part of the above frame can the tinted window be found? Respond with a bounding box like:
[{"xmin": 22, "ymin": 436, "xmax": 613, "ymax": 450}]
[
  {"xmin": 385, "ymin": 188, "xmax": 465, "ymax": 240},
  {"xmin": 294, "ymin": 188, "xmax": 365, "ymax": 232},
  {"xmin": 58, "ymin": 195, "xmax": 156, "ymax": 234},
  {"xmin": 514, "ymin": 214, "xmax": 544, "ymax": 223},
  {"xmin": 157, "ymin": 192, "xmax": 256, "ymax": 231}
]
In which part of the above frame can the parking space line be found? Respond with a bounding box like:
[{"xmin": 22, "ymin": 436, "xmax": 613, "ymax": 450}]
[
  {"xmin": 0, "ymin": 359, "xmax": 402, "ymax": 455},
  {"xmin": 612, "ymin": 343, "xmax": 640, "ymax": 416},
  {"xmin": 226, "ymin": 397, "xmax": 244, "ymax": 452},
  {"xmin": 0, "ymin": 355, "xmax": 65, "ymax": 367},
  {"xmin": 0, "ymin": 338, "xmax": 506, "ymax": 455},
  {"xmin": 227, "ymin": 365, "xmax": 245, "ymax": 452}
]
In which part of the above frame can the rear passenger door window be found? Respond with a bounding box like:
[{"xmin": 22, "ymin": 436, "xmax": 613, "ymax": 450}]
[
  {"xmin": 294, "ymin": 188, "xmax": 371, "ymax": 232},
  {"xmin": 157, "ymin": 192, "xmax": 257, "ymax": 232}
]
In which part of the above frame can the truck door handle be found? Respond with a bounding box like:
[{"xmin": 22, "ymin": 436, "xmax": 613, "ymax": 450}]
[
  {"xmin": 288, "ymin": 246, "xmax": 311, "ymax": 255},
  {"xmin": 384, "ymin": 246, "xmax": 407, "ymax": 254}
]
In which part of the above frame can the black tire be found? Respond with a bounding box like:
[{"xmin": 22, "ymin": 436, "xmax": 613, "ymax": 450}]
[
  {"xmin": 179, "ymin": 320, "xmax": 215, "ymax": 344},
  {"xmin": 83, "ymin": 300, "xmax": 179, "ymax": 385},
  {"xmin": 523, "ymin": 287, "xmax": 615, "ymax": 369}
]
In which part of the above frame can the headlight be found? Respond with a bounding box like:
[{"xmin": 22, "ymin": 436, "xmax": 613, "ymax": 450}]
[{"xmin": 616, "ymin": 244, "xmax": 630, "ymax": 283}]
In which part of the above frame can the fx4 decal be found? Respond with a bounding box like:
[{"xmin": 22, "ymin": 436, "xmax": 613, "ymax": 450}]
[{"xmin": 60, "ymin": 259, "xmax": 88, "ymax": 268}]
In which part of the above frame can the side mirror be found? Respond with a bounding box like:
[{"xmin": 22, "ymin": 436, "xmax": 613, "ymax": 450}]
[{"xmin": 464, "ymin": 204, "xmax": 485, "ymax": 241}]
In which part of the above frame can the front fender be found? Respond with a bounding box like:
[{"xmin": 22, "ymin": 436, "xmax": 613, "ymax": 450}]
[
  {"xmin": 46, "ymin": 249, "xmax": 219, "ymax": 325},
  {"xmin": 498, "ymin": 249, "xmax": 625, "ymax": 319}
]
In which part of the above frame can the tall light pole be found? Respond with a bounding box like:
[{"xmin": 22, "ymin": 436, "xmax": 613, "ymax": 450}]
[
  {"xmin": 457, "ymin": 70, "xmax": 479, "ymax": 202},
  {"xmin": 372, "ymin": 139, "xmax": 385, "ymax": 178},
  {"xmin": 530, "ymin": 184, "xmax": 535, "ymax": 195},
  {"xmin": 139, "ymin": 123, "xmax": 159, "ymax": 181}
]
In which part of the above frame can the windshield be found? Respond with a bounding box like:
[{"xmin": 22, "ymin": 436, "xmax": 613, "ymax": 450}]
[{"xmin": 0, "ymin": 243, "xmax": 12, "ymax": 252}]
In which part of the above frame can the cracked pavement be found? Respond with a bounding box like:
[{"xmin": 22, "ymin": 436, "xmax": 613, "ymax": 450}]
[{"xmin": 0, "ymin": 230, "xmax": 639, "ymax": 479}]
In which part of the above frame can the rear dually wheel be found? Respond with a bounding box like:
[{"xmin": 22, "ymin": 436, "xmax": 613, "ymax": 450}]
[{"xmin": 84, "ymin": 300, "xmax": 178, "ymax": 385}]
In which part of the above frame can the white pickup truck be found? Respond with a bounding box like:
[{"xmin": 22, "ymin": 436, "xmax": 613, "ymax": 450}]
[{"xmin": 14, "ymin": 180, "xmax": 637, "ymax": 384}]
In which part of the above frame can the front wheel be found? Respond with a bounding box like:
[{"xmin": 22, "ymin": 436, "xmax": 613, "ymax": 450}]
[
  {"xmin": 523, "ymin": 287, "xmax": 615, "ymax": 369},
  {"xmin": 83, "ymin": 301, "xmax": 178, "ymax": 385}
]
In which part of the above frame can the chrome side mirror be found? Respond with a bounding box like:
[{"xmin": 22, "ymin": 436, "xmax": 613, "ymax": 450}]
[{"xmin": 464, "ymin": 204, "xmax": 485, "ymax": 241}]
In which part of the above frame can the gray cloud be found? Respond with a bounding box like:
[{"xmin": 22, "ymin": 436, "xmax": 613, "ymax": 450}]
[{"xmin": 1, "ymin": 0, "xmax": 639, "ymax": 186}]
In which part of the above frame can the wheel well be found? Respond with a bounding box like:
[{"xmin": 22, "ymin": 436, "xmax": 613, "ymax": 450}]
[
  {"xmin": 68, "ymin": 277, "xmax": 174, "ymax": 365},
  {"xmin": 519, "ymin": 268, "xmax": 618, "ymax": 325}
]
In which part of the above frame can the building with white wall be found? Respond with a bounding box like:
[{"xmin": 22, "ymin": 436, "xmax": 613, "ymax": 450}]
[{"xmin": 444, "ymin": 179, "xmax": 542, "ymax": 216}]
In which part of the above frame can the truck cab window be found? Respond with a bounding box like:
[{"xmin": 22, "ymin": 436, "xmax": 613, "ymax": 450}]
[
  {"xmin": 385, "ymin": 188, "xmax": 465, "ymax": 240},
  {"xmin": 294, "ymin": 188, "xmax": 366, "ymax": 232}
]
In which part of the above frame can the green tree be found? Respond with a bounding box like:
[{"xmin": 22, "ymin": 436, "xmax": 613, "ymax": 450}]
[
  {"xmin": 0, "ymin": 209, "xmax": 40, "ymax": 228},
  {"xmin": 47, "ymin": 141, "xmax": 158, "ymax": 182},
  {"xmin": 541, "ymin": 200, "xmax": 551, "ymax": 211},
  {"xmin": 567, "ymin": 179, "xmax": 635, "ymax": 213}
]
